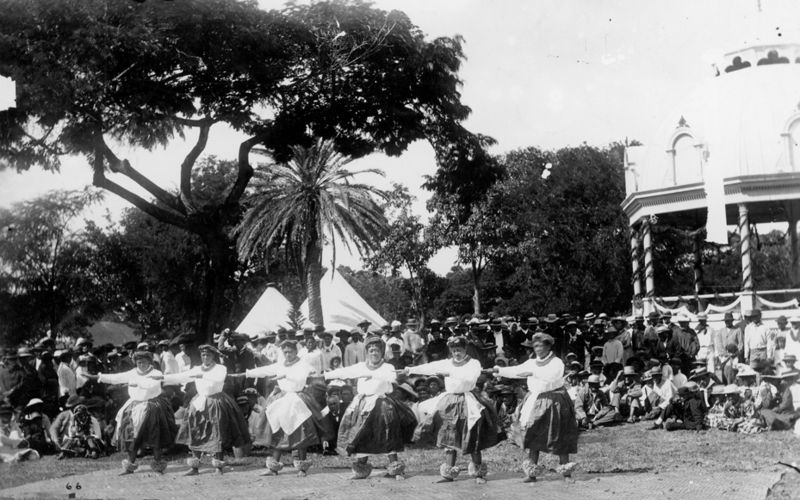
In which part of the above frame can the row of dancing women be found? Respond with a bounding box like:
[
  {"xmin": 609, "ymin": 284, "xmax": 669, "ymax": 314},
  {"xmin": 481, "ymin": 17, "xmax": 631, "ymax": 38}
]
[{"xmin": 85, "ymin": 332, "xmax": 577, "ymax": 483}]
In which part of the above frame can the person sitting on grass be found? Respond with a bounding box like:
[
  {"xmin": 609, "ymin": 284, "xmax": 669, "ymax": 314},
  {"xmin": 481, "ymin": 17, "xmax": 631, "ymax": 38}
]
[
  {"xmin": 53, "ymin": 400, "xmax": 105, "ymax": 459},
  {"xmin": 0, "ymin": 402, "xmax": 40, "ymax": 463},
  {"xmin": 577, "ymin": 374, "xmax": 620, "ymax": 428},
  {"xmin": 759, "ymin": 370, "xmax": 800, "ymax": 430},
  {"xmin": 610, "ymin": 366, "xmax": 643, "ymax": 423}
]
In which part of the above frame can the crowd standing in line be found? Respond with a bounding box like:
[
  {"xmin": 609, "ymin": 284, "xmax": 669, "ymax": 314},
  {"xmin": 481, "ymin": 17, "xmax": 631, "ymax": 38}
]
[{"xmin": 1, "ymin": 308, "xmax": 799, "ymax": 483}]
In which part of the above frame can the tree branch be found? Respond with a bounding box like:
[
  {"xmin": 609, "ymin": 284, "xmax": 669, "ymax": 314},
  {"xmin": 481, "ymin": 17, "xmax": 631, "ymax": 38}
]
[
  {"xmin": 179, "ymin": 120, "xmax": 212, "ymax": 213},
  {"xmin": 92, "ymin": 154, "xmax": 189, "ymax": 230},
  {"xmin": 226, "ymin": 134, "xmax": 266, "ymax": 206},
  {"xmin": 97, "ymin": 137, "xmax": 185, "ymax": 215}
]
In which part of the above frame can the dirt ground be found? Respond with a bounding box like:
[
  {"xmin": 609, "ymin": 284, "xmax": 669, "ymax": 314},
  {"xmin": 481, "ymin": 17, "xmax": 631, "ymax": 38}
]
[{"xmin": 1, "ymin": 423, "xmax": 797, "ymax": 499}]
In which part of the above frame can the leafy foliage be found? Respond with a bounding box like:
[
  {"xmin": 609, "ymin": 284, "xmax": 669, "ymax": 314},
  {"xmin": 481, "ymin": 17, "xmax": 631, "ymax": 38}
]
[
  {"xmin": 235, "ymin": 139, "xmax": 388, "ymax": 326},
  {"xmin": 0, "ymin": 189, "xmax": 103, "ymax": 343}
]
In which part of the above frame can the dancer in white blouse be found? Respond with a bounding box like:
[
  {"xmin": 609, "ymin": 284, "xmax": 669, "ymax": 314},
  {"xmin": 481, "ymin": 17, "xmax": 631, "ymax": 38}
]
[
  {"xmin": 161, "ymin": 344, "xmax": 250, "ymax": 476},
  {"xmin": 85, "ymin": 350, "xmax": 177, "ymax": 474},
  {"xmin": 324, "ymin": 334, "xmax": 416, "ymax": 480},
  {"xmin": 492, "ymin": 332, "xmax": 578, "ymax": 482},
  {"xmin": 235, "ymin": 339, "xmax": 332, "ymax": 477},
  {"xmin": 405, "ymin": 336, "xmax": 499, "ymax": 484}
]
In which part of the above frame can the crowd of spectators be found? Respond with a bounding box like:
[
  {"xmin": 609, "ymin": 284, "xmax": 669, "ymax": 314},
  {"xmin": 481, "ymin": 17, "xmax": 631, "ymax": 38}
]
[{"xmin": 1, "ymin": 307, "xmax": 798, "ymax": 464}]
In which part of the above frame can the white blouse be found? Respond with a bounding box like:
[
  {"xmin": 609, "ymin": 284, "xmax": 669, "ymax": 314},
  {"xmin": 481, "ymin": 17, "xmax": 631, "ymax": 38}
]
[
  {"xmin": 165, "ymin": 364, "xmax": 227, "ymax": 410},
  {"xmin": 497, "ymin": 354, "xmax": 565, "ymax": 396},
  {"xmin": 245, "ymin": 360, "xmax": 313, "ymax": 393},
  {"xmin": 324, "ymin": 362, "xmax": 396, "ymax": 396},
  {"xmin": 98, "ymin": 368, "xmax": 163, "ymax": 401},
  {"xmin": 407, "ymin": 358, "xmax": 482, "ymax": 394}
]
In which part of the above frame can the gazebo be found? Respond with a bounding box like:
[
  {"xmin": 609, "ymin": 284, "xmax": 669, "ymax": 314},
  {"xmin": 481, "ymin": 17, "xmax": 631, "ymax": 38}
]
[{"xmin": 623, "ymin": 37, "xmax": 800, "ymax": 324}]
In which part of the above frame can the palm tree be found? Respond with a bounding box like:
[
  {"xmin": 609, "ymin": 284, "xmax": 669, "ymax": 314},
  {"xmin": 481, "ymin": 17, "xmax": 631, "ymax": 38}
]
[{"xmin": 235, "ymin": 139, "xmax": 388, "ymax": 328}]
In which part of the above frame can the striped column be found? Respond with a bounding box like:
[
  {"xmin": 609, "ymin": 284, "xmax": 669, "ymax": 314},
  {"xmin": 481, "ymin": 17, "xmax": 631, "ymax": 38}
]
[
  {"xmin": 643, "ymin": 218, "xmax": 655, "ymax": 298},
  {"xmin": 693, "ymin": 232, "xmax": 703, "ymax": 296},
  {"xmin": 739, "ymin": 203, "xmax": 753, "ymax": 292},
  {"xmin": 631, "ymin": 225, "xmax": 642, "ymax": 298}
]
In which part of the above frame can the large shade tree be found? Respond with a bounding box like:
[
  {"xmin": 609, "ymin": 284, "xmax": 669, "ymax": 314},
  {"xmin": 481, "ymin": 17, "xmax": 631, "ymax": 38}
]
[
  {"xmin": 235, "ymin": 139, "xmax": 387, "ymax": 327},
  {"xmin": 0, "ymin": 0, "xmax": 485, "ymax": 339}
]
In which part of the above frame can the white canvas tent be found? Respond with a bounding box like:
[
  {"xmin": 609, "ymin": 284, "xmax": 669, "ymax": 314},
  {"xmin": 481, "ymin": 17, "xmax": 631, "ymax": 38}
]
[
  {"xmin": 236, "ymin": 286, "xmax": 293, "ymax": 338},
  {"xmin": 300, "ymin": 269, "xmax": 386, "ymax": 331}
]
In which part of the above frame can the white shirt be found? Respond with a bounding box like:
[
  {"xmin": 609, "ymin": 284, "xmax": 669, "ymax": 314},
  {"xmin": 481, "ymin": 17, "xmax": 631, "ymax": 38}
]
[
  {"xmin": 160, "ymin": 351, "xmax": 180, "ymax": 375},
  {"xmin": 98, "ymin": 368, "xmax": 163, "ymax": 401},
  {"xmin": 408, "ymin": 358, "xmax": 482, "ymax": 394},
  {"xmin": 320, "ymin": 343, "xmax": 342, "ymax": 372},
  {"xmin": 497, "ymin": 354, "xmax": 565, "ymax": 398},
  {"xmin": 57, "ymin": 362, "xmax": 77, "ymax": 397},
  {"xmin": 246, "ymin": 360, "xmax": 313, "ymax": 393},
  {"xmin": 744, "ymin": 322, "xmax": 771, "ymax": 360},
  {"xmin": 176, "ymin": 352, "xmax": 191, "ymax": 372},
  {"xmin": 165, "ymin": 364, "xmax": 227, "ymax": 410},
  {"xmin": 325, "ymin": 361, "xmax": 397, "ymax": 396},
  {"xmin": 299, "ymin": 348, "xmax": 324, "ymax": 375}
]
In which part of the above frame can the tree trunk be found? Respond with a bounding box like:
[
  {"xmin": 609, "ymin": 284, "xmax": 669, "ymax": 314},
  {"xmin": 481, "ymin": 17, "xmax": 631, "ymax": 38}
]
[
  {"xmin": 198, "ymin": 231, "xmax": 238, "ymax": 342},
  {"xmin": 305, "ymin": 240, "xmax": 324, "ymax": 328},
  {"xmin": 471, "ymin": 260, "xmax": 482, "ymax": 315}
]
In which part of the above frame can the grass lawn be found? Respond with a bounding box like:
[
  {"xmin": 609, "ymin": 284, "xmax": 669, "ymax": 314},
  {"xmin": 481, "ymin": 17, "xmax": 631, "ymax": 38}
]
[{"xmin": 1, "ymin": 421, "xmax": 796, "ymax": 491}]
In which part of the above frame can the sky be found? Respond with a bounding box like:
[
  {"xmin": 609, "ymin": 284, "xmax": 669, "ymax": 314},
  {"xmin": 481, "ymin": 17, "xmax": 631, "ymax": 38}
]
[{"xmin": 1, "ymin": 0, "xmax": 798, "ymax": 274}]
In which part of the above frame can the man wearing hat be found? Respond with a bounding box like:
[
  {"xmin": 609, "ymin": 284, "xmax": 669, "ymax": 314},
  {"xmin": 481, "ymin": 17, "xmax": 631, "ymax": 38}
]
[
  {"xmin": 402, "ymin": 318, "xmax": 426, "ymax": 364},
  {"xmin": 640, "ymin": 312, "xmax": 661, "ymax": 358},
  {"xmin": 695, "ymin": 313, "xmax": 712, "ymax": 368},
  {"xmin": 217, "ymin": 330, "xmax": 257, "ymax": 396},
  {"xmin": 712, "ymin": 312, "xmax": 744, "ymax": 374},
  {"xmin": 743, "ymin": 309, "xmax": 770, "ymax": 366},
  {"xmin": 786, "ymin": 317, "xmax": 800, "ymax": 360},
  {"xmin": 356, "ymin": 319, "xmax": 371, "ymax": 336},
  {"xmin": 425, "ymin": 327, "xmax": 449, "ymax": 362},
  {"xmin": 343, "ymin": 329, "xmax": 366, "ymax": 367},
  {"xmin": 564, "ymin": 321, "xmax": 586, "ymax": 367},
  {"xmin": 299, "ymin": 328, "xmax": 325, "ymax": 375},
  {"xmin": 601, "ymin": 327, "xmax": 624, "ymax": 380},
  {"xmin": 609, "ymin": 366, "xmax": 643, "ymax": 423},
  {"xmin": 759, "ymin": 369, "xmax": 800, "ymax": 430},
  {"xmin": 0, "ymin": 349, "xmax": 25, "ymax": 410},
  {"xmin": 320, "ymin": 331, "xmax": 342, "ymax": 372},
  {"xmin": 384, "ymin": 321, "xmax": 405, "ymax": 361},
  {"xmin": 158, "ymin": 340, "xmax": 180, "ymax": 375},
  {"xmin": 668, "ymin": 315, "xmax": 699, "ymax": 374}
]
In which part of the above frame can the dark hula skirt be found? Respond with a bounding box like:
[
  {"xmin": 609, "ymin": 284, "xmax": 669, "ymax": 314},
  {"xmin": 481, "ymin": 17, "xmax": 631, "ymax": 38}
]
[
  {"xmin": 116, "ymin": 396, "xmax": 178, "ymax": 452},
  {"xmin": 413, "ymin": 391, "xmax": 501, "ymax": 453},
  {"xmin": 512, "ymin": 387, "xmax": 578, "ymax": 455},
  {"xmin": 337, "ymin": 393, "xmax": 417, "ymax": 456},
  {"xmin": 176, "ymin": 392, "xmax": 251, "ymax": 453},
  {"xmin": 250, "ymin": 391, "xmax": 334, "ymax": 451}
]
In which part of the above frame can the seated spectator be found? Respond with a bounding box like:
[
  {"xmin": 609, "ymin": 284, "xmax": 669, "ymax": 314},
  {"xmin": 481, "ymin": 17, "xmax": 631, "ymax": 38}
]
[
  {"xmin": 610, "ymin": 366, "xmax": 643, "ymax": 423},
  {"xmin": 663, "ymin": 382, "xmax": 706, "ymax": 431},
  {"xmin": 0, "ymin": 402, "xmax": 40, "ymax": 463},
  {"xmin": 759, "ymin": 370, "xmax": 800, "ymax": 430},
  {"xmin": 578, "ymin": 375, "xmax": 620, "ymax": 428},
  {"xmin": 49, "ymin": 395, "xmax": 105, "ymax": 459}
]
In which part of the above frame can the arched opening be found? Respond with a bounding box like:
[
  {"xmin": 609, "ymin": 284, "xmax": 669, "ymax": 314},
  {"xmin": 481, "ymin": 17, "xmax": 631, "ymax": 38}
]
[{"xmin": 671, "ymin": 133, "xmax": 701, "ymax": 185}]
